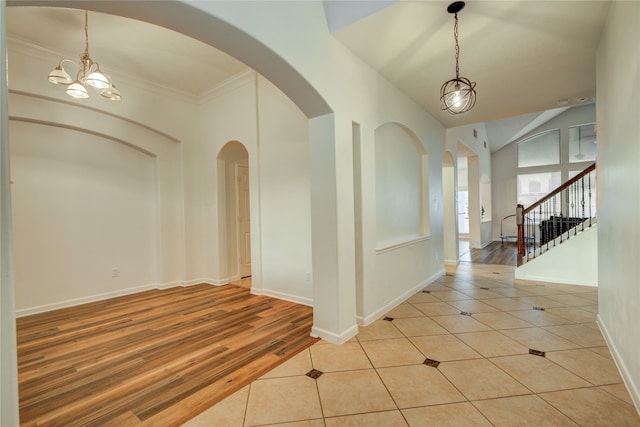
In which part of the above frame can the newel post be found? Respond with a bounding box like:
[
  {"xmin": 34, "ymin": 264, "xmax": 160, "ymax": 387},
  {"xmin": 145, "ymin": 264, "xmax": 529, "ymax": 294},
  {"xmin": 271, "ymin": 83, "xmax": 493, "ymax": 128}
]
[{"xmin": 516, "ymin": 204, "xmax": 525, "ymax": 264}]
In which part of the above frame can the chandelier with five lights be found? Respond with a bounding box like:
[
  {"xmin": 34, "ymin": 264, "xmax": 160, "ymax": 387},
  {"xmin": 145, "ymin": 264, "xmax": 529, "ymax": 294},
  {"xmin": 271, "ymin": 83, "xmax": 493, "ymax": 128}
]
[
  {"xmin": 47, "ymin": 10, "xmax": 121, "ymax": 101},
  {"xmin": 440, "ymin": 1, "xmax": 475, "ymax": 114}
]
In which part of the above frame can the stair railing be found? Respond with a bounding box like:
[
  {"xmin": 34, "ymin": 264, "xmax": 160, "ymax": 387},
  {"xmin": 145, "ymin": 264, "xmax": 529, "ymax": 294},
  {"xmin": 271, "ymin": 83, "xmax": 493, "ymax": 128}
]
[{"xmin": 517, "ymin": 162, "xmax": 596, "ymax": 265}]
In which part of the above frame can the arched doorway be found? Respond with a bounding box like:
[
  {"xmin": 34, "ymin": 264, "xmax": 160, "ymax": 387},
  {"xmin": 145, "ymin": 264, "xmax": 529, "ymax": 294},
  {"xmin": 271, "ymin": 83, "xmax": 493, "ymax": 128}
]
[{"xmin": 217, "ymin": 141, "xmax": 250, "ymax": 286}]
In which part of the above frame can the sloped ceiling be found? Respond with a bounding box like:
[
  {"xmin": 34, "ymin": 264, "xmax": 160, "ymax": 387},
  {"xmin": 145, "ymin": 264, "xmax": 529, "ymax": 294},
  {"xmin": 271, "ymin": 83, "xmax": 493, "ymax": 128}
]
[{"xmin": 327, "ymin": 0, "xmax": 608, "ymax": 147}]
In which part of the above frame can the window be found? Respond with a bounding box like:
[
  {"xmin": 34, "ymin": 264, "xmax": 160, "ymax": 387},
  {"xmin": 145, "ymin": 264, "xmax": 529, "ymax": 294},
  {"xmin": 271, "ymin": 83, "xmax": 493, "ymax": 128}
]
[
  {"xmin": 517, "ymin": 129, "xmax": 560, "ymax": 168},
  {"xmin": 517, "ymin": 172, "xmax": 561, "ymax": 206},
  {"xmin": 569, "ymin": 123, "xmax": 597, "ymax": 163}
]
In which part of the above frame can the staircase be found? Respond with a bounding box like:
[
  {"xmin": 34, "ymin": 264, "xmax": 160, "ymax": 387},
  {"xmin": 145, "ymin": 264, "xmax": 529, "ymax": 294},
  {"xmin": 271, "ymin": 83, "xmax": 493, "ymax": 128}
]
[{"xmin": 517, "ymin": 163, "xmax": 596, "ymax": 266}]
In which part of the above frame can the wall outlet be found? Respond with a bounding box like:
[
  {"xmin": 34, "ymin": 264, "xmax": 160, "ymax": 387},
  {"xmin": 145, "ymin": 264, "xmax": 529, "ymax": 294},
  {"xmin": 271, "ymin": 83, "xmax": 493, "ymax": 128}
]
[
  {"xmin": 305, "ymin": 273, "xmax": 311, "ymax": 283},
  {"xmin": 111, "ymin": 268, "xmax": 119, "ymax": 278}
]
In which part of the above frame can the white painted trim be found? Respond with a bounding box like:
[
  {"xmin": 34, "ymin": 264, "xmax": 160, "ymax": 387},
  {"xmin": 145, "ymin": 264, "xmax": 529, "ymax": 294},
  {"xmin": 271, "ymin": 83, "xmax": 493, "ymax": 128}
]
[
  {"xmin": 16, "ymin": 282, "xmax": 164, "ymax": 317},
  {"xmin": 357, "ymin": 269, "xmax": 444, "ymax": 326},
  {"xmin": 7, "ymin": 37, "xmax": 200, "ymax": 105},
  {"xmin": 157, "ymin": 281, "xmax": 185, "ymax": 290},
  {"xmin": 512, "ymin": 274, "xmax": 597, "ymax": 287},
  {"xmin": 597, "ymin": 315, "xmax": 640, "ymax": 414},
  {"xmin": 375, "ymin": 234, "xmax": 432, "ymax": 254},
  {"xmin": 198, "ymin": 69, "xmax": 255, "ymax": 104},
  {"xmin": 228, "ymin": 274, "xmax": 242, "ymax": 283},
  {"xmin": 311, "ymin": 324, "xmax": 358, "ymax": 345},
  {"xmin": 251, "ymin": 288, "xmax": 313, "ymax": 307},
  {"xmin": 184, "ymin": 278, "xmax": 226, "ymax": 287}
]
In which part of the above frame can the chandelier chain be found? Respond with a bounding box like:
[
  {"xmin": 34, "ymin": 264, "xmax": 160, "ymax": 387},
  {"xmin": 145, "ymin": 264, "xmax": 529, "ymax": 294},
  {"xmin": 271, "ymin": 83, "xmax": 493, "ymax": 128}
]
[{"xmin": 84, "ymin": 10, "xmax": 89, "ymax": 56}]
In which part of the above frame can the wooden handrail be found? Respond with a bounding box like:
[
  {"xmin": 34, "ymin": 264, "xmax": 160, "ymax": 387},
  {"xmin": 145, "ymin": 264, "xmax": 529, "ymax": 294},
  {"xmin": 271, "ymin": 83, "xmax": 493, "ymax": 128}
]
[
  {"xmin": 517, "ymin": 162, "xmax": 596, "ymax": 263},
  {"xmin": 523, "ymin": 162, "xmax": 596, "ymax": 215}
]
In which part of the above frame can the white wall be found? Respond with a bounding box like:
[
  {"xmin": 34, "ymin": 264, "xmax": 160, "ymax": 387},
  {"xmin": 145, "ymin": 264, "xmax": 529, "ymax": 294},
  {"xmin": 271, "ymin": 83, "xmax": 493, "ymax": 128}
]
[
  {"xmin": 7, "ymin": 40, "xmax": 195, "ymax": 314},
  {"xmin": 255, "ymin": 76, "xmax": 312, "ymax": 304},
  {"xmin": 491, "ymin": 104, "xmax": 596, "ymax": 241},
  {"xmin": 10, "ymin": 122, "xmax": 159, "ymax": 313},
  {"xmin": 596, "ymin": 0, "xmax": 640, "ymax": 412},
  {"xmin": 515, "ymin": 224, "xmax": 597, "ymax": 286},
  {"xmin": 0, "ymin": 4, "xmax": 20, "ymax": 425}
]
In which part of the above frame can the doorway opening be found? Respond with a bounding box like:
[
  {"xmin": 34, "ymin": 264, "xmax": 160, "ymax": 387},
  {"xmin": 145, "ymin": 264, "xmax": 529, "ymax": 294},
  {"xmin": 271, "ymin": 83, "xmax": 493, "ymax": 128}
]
[
  {"xmin": 218, "ymin": 141, "xmax": 251, "ymax": 287},
  {"xmin": 442, "ymin": 151, "xmax": 458, "ymax": 263}
]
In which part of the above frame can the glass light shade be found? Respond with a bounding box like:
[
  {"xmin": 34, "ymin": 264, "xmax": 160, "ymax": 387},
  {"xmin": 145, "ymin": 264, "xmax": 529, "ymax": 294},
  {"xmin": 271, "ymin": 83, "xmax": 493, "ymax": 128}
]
[
  {"xmin": 66, "ymin": 82, "xmax": 89, "ymax": 99},
  {"xmin": 440, "ymin": 77, "xmax": 476, "ymax": 114},
  {"xmin": 48, "ymin": 65, "xmax": 73, "ymax": 85},
  {"xmin": 100, "ymin": 85, "xmax": 122, "ymax": 101},
  {"xmin": 86, "ymin": 71, "xmax": 110, "ymax": 89}
]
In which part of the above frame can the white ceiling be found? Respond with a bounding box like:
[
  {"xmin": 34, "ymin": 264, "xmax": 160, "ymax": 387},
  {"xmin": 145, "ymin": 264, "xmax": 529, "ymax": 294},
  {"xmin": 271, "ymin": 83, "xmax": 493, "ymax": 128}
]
[{"xmin": 6, "ymin": 2, "xmax": 609, "ymax": 151}]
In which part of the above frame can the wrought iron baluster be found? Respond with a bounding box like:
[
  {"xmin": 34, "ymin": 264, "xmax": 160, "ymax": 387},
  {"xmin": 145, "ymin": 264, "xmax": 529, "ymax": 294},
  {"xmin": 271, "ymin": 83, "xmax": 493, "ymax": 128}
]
[
  {"xmin": 589, "ymin": 172, "xmax": 593, "ymax": 227},
  {"xmin": 581, "ymin": 175, "xmax": 585, "ymax": 232}
]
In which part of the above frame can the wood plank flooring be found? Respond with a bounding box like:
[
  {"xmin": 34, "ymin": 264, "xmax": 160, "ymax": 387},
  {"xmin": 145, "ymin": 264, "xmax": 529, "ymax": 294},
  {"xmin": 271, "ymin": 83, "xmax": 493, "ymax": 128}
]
[
  {"xmin": 17, "ymin": 284, "xmax": 318, "ymax": 427},
  {"xmin": 460, "ymin": 241, "xmax": 518, "ymax": 265}
]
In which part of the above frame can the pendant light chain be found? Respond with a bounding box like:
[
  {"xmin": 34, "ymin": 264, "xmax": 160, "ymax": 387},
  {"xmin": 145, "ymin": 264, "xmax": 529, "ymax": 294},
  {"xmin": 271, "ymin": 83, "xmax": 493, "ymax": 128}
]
[
  {"xmin": 439, "ymin": 1, "xmax": 476, "ymax": 115},
  {"xmin": 454, "ymin": 12, "xmax": 460, "ymax": 80}
]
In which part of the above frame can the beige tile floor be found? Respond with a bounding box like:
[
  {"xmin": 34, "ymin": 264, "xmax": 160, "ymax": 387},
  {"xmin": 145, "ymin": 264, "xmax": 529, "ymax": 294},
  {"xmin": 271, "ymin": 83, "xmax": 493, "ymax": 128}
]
[{"xmin": 183, "ymin": 263, "xmax": 640, "ymax": 427}]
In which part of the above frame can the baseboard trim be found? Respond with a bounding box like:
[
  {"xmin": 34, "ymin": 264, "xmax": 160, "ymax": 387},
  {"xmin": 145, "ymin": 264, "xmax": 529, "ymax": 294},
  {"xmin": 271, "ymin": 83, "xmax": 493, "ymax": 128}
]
[
  {"xmin": 597, "ymin": 314, "xmax": 640, "ymax": 414},
  {"xmin": 184, "ymin": 278, "xmax": 226, "ymax": 286},
  {"xmin": 513, "ymin": 271, "xmax": 597, "ymax": 287},
  {"xmin": 16, "ymin": 282, "xmax": 167, "ymax": 317},
  {"xmin": 311, "ymin": 324, "xmax": 358, "ymax": 345},
  {"xmin": 157, "ymin": 280, "xmax": 185, "ymax": 290},
  {"xmin": 251, "ymin": 288, "xmax": 313, "ymax": 307},
  {"xmin": 357, "ymin": 270, "xmax": 445, "ymax": 326}
]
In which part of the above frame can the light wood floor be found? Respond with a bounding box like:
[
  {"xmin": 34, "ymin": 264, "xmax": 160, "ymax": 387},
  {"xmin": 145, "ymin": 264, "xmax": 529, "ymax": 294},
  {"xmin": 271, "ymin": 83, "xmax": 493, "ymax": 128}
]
[{"xmin": 17, "ymin": 284, "xmax": 317, "ymax": 427}]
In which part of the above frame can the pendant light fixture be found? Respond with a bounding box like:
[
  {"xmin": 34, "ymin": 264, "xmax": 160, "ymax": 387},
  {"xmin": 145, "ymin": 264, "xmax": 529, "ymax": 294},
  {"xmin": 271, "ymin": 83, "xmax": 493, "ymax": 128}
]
[
  {"xmin": 47, "ymin": 10, "xmax": 122, "ymax": 101},
  {"xmin": 440, "ymin": 1, "xmax": 475, "ymax": 114}
]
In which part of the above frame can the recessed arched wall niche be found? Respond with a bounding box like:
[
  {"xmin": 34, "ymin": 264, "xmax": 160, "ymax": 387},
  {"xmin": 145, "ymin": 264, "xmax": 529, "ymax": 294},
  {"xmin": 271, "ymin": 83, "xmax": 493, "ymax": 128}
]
[{"xmin": 374, "ymin": 122, "xmax": 429, "ymax": 250}]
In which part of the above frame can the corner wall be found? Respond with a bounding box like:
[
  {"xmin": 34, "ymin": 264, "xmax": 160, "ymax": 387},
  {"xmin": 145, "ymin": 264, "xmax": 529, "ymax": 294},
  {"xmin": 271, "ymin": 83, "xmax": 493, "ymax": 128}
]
[
  {"xmin": 197, "ymin": 73, "xmax": 313, "ymax": 305},
  {"xmin": 596, "ymin": 0, "xmax": 640, "ymax": 412},
  {"xmin": 445, "ymin": 123, "xmax": 493, "ymax": 249}
]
